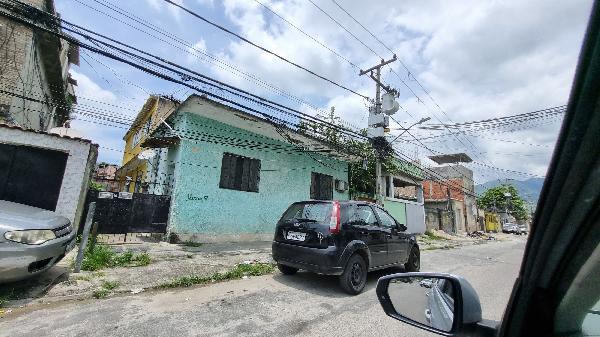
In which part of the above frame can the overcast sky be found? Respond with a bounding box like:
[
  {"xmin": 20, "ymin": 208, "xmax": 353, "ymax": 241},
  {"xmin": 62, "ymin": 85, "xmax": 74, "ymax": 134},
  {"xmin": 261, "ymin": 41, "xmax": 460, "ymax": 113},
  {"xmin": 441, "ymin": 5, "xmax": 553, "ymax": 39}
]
[{"xmin": 55, "ymin": 0, "xmax": 593, "ymax": 184}]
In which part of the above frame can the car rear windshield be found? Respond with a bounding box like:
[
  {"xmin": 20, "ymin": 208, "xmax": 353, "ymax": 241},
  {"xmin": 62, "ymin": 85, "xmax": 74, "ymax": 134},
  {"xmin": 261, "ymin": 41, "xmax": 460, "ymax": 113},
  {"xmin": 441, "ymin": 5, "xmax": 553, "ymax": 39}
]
[{"xmin": 281, "ymin": 202, "xmax": 333, "ymax": 223}]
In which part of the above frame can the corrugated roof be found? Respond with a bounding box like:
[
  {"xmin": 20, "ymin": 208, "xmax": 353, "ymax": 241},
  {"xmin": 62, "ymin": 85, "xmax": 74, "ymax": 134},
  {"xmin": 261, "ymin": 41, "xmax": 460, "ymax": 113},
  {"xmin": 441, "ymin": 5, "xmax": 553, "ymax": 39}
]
[{"xmin": 0, "ymin": 123, "xmax": 97, "ymax": 146}]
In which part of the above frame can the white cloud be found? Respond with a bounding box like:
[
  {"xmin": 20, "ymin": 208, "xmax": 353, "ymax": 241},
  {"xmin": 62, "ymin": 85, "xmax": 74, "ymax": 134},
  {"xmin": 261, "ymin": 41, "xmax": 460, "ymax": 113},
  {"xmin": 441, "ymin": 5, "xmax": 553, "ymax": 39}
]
[
  {"xmin": 145, "ymin": 0, "xmax": 185, "ymax": 22},
  {"xmin": 69, "ymin": 0, "xmax": 594, "ymax": 181},
  {"xmin": 70, "ymin": 70, "xmax": 140, "ymax": 164},
  {"xmin": 186, "ymin": 39, "xmax": 207, "ymax": 63},
  {"xmin": 196, "ymin": 0, "xmax": 214, "ymax": 7},
  {"xmin": 206, "ymin": 0, "xmax": 593, "ymax": 182}
]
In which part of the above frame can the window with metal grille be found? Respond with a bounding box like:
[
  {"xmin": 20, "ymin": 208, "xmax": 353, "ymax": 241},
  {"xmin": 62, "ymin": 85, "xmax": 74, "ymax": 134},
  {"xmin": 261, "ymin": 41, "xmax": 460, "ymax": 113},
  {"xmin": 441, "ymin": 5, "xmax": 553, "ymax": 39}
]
[
  {"xmin": 219, "ymin": 153, "xmax": 261, "ymax": 193},
  {"xmin": 310, "ymin": 172, "xmax": 333, "ymax": 200}
]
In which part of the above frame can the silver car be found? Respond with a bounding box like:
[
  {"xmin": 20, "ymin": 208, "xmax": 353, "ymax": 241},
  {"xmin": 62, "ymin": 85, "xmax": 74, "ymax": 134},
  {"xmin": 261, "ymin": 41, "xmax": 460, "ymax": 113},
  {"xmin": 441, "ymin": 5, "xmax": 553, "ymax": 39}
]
[{"xmin": 0, "ymin": 200, "xmax": 76, "ymax": 283}]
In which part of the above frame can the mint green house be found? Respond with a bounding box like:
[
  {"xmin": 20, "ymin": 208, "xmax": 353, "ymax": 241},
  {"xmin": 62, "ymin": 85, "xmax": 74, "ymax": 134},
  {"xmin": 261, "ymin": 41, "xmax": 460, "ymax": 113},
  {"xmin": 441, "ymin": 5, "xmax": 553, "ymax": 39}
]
[{"xmin": 145, "ymin": 95, "xmax": 359, "ymax": 242}]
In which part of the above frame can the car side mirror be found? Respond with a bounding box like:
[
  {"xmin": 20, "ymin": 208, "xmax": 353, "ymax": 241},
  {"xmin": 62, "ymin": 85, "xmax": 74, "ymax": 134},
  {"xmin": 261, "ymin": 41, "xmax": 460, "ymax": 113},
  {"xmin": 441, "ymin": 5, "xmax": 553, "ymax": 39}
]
[
  {"xmin": 394, "ymin": 223, "xmax": 407, "ymax": 232},
  {"xmin": 376, "ymin": 273, "xmax": 497, "ymax": 336}
]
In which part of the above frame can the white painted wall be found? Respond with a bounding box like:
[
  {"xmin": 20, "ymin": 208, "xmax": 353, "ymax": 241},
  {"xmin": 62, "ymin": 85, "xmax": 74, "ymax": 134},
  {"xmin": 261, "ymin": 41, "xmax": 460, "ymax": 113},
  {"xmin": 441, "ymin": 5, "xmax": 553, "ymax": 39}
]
[{"xmin": 0, "ymin": 126, "xmax": 98, "ymax": 227}]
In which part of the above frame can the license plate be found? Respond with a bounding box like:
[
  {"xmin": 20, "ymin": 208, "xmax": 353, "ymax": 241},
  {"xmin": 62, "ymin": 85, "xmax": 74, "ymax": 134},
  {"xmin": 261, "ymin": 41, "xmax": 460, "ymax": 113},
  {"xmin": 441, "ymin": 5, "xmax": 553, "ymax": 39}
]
[{"xmin": 286, "ymin": 231, "xmax": 306, "ymax": 241}]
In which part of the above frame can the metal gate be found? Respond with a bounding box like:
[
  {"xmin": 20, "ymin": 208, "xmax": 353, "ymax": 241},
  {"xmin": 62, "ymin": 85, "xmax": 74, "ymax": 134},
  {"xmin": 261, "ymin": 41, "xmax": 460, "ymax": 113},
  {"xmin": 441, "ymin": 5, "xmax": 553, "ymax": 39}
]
[
  {"xmin": 79, "ymin": 190, "xmax": 171, "ymax": 235},
  {"xmin": 0, "ymin": 143, "xmax": 68, "ymax": 210}
]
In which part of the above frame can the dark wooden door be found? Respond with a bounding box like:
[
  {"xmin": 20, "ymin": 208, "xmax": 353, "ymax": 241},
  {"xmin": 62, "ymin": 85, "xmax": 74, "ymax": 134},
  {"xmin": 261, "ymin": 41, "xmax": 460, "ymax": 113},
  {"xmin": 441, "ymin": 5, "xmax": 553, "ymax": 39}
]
[{"xmin": 0, "ymin": 143, "xmax": 68, "ymax": 211}]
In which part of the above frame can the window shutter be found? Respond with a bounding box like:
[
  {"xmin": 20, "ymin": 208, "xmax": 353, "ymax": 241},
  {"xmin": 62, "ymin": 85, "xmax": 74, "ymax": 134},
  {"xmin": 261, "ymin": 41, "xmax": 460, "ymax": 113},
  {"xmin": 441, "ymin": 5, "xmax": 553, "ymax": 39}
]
[
  {"xmin": 219, "ymin": 154, "xmax": 236, "ymax": 189},
  {"xmin": 248, "ymin": 158, "xmax": 261, "ymax": 192},
  {"xmin": 241, "ymin": 158, "xmax": 251, "ymax": 191},
  {"xmin": 310, "ymin": 173, "xmax": 317, "ymax": 199},
  {"xmin": 321, "ymin": 174, "xmax": 333, "ymax": 200},
  {"xmin": 219, "ymin": 153, "xmax": 261, "ymax": 193}
]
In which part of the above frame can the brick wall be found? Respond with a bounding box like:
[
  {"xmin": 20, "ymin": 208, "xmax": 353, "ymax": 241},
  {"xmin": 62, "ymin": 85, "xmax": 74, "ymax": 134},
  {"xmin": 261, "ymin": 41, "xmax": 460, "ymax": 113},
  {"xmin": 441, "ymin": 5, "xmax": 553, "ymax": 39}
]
[{"xmin": 423, "ymin": 179, "xmax": 465, "ymax": 201}]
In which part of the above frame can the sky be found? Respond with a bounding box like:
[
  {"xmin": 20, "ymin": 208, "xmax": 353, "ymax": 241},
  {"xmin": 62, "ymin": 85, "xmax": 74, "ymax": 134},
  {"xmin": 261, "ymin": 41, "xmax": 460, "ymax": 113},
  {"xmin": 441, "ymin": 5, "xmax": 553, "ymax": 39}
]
[{"xmin": 55, "ymin": 0, "xmax": 594, "ymax": 184}]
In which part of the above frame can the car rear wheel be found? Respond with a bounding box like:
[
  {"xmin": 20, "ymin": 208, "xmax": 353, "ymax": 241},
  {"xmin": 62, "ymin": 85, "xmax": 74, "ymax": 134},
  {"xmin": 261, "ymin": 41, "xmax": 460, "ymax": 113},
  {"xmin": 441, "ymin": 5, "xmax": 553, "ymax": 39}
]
[
  {"xmin": 339, "ymin": 254, "xmax": 367, "ymax": 295},
  {"xmin": 405, "ymin": 246, "xmax": 420, "ymax": 272},
  {"xmin": 277, "ymin": 263, "xmax": 298, "ymax": 275}
]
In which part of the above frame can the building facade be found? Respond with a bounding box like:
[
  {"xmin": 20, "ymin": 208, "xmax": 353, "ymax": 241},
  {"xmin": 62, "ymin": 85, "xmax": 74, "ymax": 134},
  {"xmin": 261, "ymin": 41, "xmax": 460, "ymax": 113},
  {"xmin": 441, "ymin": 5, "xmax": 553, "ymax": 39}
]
[
  {"xmin": 92, "ymin": 163, "xmax": 119, "ymax": 192},
  {"xmin": 115, "ymin": 95, "xmax": 179, "ymax": 194},
  {"xmin": 380, "ymin": 159, "xmax": 426, "ymax": 234},
  {"xmin": 0, "ymin": 123, "xmax": 97, "ymax": 226},
  {"xmin": 422, "ymin": 165, "xmax": 478, "ymax": 233},
  {"xmin": 0, "ymin": 0, "xmax": 78, "ymax": 131},
  {"xmin": 146, "ymin": 95, "xmax": 358, "ymax": 242}
]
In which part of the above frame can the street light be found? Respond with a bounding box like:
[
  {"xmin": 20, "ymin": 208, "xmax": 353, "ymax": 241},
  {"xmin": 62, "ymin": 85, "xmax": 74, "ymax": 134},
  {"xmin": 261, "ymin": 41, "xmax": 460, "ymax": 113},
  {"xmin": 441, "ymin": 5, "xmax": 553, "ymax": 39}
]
[{"xmin": 389, "ymin": 117, "xmax": 431, "ymax": 144}]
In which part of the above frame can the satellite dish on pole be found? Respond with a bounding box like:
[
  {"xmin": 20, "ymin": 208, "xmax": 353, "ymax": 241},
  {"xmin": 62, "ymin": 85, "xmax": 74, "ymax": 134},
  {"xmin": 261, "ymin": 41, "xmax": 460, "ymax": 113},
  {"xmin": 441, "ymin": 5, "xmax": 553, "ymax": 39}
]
[
  {"xmin": 138, "ymin": 149, "xmax": 156, "ymax": 160},
  {"xmin": 381, "ymin": 93, "xmax": 399, "ymax": 115}
]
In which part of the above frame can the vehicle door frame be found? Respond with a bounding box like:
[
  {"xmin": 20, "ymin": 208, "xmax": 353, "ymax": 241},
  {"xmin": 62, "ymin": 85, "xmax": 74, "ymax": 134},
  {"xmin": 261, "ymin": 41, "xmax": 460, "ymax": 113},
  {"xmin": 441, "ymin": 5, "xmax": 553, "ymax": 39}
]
[
  {"xmin": 372, "ymin": 205, "xmax": 410, "ymax": 265},
  {"xmin": 350, "ymin": 203, "xmax": 387, "ymax": 268},
  {"xmin": 498, "ymin": 3, "xmax": 600, "ymax": 335}
]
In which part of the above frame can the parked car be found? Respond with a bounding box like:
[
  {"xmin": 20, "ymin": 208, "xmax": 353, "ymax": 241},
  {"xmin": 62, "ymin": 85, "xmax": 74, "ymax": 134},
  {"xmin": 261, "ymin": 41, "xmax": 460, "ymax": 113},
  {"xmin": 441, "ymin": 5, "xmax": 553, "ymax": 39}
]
[
  {"xmin": 271, "ymin": 200, "xmax": 419, "ymax": 294},
  {"xmin": 0, "ymin": 200, "xmax": 76, "ymax": 283},
  {"xmin": 502, "ymin": 222, "xmax": 518, "ymax": 234},
  {"xmin": 517, "ymin": 224, "xmax": 528, "ymax": 235},
  {"xmin": 426, "ymin": 278, "xmax": 455, "ymax": 332}
]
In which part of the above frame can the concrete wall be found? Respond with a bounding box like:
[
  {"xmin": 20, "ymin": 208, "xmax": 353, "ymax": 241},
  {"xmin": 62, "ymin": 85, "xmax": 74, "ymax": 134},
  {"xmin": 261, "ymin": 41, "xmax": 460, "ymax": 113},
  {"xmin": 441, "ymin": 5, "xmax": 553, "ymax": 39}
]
[
  {"xmin": 167, "ymin": 112, "xmax": 350, "ymax": 242},
  {"xmin": 425, "ymin": 200, "xmax": 466, "ymax": 234},
  {"xmin": 384, "ymin": 197, "xmax": 425, "ymax": 234},
  {"xmin": 426, "ymin": 165, "xmax": 477, "ymax": 233},
  {"xmin": 0, "ymin": 0, "xmax": 74, "ymax": 131},
  {"xmin": 0, "ymin": 126, "xmax": 97, "ymax": 226}
]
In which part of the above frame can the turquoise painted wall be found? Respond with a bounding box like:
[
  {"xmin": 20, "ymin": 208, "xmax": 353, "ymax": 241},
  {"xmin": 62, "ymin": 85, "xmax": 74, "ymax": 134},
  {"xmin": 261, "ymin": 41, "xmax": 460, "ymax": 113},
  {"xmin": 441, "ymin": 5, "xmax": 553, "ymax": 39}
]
[{"xmin": 168, "ymin": 112, "xmax": 350, "ymax": 235}]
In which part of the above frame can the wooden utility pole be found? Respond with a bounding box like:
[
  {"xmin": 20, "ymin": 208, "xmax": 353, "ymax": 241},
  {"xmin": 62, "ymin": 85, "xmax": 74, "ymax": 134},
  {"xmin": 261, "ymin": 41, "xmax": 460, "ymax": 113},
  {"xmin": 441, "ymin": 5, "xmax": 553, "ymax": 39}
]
[{"xmin": 360, "ymin": 56, "xmax": 397, "ymax": 204}]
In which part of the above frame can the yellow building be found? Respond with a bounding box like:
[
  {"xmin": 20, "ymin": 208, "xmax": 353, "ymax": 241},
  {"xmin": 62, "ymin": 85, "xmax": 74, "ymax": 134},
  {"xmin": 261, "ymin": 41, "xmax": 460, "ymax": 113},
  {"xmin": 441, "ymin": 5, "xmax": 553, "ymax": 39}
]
[
  {"xmin": 116, "ymin": 95, "xmax": 179, "ymax": 193},
  {"xmin": 484, "ymin": 212, "xmax": 501, "ymax": 232}
]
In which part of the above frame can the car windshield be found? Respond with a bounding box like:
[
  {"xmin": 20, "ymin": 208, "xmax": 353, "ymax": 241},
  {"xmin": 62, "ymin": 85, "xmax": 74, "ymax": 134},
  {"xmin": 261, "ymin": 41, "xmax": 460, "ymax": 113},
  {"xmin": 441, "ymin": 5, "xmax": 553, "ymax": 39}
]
[
  {"xmin": 0, "ymin": 1, "xmax": 595, "ymax": 337},
  {"xmin": 281, "ymin": 203, "xmax": 333, "ymax": 223}
]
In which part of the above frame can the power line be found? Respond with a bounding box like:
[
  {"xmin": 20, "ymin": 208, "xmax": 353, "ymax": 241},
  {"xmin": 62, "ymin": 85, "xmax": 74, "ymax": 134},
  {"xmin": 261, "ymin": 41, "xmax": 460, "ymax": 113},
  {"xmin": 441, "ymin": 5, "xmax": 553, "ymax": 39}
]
[
  {"xmin": 82, "ymin": 0, "xmax": 357, "ymax": 130},
  {"xmin": 161, "ymin": 0, "xmax": 369, "ymax": 99},
  {"xmin": 253, "ymin": 0, "xmax": 359, "ymax": 70},
  {"xmin": 0, "ymin": 1, "xmax": 368, "ymax": 146},
  {"xmin": 49, "ymin": 8, "xmax": 366, "ymax": 141},
  {"xmin": 329, "ymin": 0, "xmax": 394, "ymax": 55},
  {"xmin": 307, "ymin": 0, "xmax": 382, "ymax": 59},
  {"xmin": 323, "ymin": 0, "xmax": 508, "ymax": 180}
]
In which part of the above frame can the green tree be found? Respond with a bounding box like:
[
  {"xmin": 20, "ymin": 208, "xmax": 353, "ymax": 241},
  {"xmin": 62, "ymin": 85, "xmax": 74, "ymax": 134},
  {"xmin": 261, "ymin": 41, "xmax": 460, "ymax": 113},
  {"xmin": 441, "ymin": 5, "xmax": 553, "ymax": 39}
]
[
  {"xmin": 477, "ymin": 184, "xmax": 529, "ymax": 220},
  {"xmin": 298, "ymin": 109, "xmax": 399, "ymax": 197},
  {"xmin": 89, "ymin": 180, "xmax": 104, "ymax": 191}
]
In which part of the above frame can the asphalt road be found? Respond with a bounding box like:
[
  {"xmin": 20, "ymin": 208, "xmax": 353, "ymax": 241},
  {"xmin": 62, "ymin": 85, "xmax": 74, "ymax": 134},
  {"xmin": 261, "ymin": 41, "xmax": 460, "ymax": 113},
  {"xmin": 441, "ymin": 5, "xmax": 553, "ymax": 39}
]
[{"xmin": 0, "ymin": 237, "xmax": 527, "ymax": 337}]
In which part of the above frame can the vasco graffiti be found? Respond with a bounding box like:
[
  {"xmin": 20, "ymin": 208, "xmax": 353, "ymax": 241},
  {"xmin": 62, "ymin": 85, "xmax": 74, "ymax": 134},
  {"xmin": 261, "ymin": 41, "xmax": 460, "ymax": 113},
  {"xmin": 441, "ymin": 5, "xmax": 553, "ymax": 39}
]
[{"xmin": 187, "ymin": 194, "xmax": 209, "ymax": 201}]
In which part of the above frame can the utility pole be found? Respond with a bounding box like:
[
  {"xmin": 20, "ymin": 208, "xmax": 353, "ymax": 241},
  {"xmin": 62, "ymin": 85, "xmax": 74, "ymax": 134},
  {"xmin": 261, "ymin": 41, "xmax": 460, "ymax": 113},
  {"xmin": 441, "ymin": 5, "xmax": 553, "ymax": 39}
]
[{"xmin": 360, "ymin": 56, "xmax": 397, "ymax": 205}]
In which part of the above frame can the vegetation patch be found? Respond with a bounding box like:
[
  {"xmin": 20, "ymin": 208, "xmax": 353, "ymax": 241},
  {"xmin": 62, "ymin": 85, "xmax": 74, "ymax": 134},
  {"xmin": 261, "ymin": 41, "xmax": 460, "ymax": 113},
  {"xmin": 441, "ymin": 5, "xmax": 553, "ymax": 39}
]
[
  {"xmin": 92, "ymin": 289, "xmax": 110, "ymax": 299},
  {"xmin": 423, "ymin": 230, "xmax": 448, "ymax": 241},
  {"xmin": 101, "ymin": 280, "xmax": 120, "ymax": 291},
  {"xmin": 92, "ymin": 279, "xmax": 121, "ymax": 299},
  {"xmin": 0, "ymin": 290, "xmax": 16, "ymax": 308},
  {"xmin": 181, "ymin": 241, "xmax": 203, "ymax": 248},
  {"xmin": 78, "ymin": 244, "xmax": 151, "ymax": 271},
  {"xmin": 155, "ymin": 263, "xmax": 275, "ymax": 289}
]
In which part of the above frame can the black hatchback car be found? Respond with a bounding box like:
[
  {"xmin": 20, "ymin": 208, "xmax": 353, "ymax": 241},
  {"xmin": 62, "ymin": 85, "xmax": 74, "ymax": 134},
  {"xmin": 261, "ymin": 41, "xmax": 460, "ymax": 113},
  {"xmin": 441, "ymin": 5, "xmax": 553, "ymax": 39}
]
[{"xmin": 272, "ymin": 200, "xmax": 420, "ymax": 294}]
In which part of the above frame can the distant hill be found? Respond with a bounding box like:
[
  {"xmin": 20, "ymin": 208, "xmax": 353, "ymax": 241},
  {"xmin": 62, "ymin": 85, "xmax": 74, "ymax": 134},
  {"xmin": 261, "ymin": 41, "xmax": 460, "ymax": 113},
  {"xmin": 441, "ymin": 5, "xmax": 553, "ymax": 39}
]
[{"xmin": 475, "ymin": 177, "xmax": 545, "ymax": 205}]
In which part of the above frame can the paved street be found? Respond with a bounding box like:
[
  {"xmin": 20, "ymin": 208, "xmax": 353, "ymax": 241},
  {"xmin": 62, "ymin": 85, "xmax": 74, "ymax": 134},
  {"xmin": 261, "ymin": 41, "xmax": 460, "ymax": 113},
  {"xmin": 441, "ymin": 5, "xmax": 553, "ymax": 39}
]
[{"xmin": 0, "ymin": 237, "xmax": 526, "ymax": 337}]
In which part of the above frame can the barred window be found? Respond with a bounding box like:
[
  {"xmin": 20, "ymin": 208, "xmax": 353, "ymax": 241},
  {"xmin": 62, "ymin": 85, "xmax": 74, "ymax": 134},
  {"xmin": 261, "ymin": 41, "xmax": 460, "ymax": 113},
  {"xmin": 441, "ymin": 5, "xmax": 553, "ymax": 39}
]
[
  {"xmin": 219, "ymin": 153, "xmax": 261, "ymax": 193},
  {"xmin": 310, "ymin": 172, "xmax": 333, "ymax": 200}
]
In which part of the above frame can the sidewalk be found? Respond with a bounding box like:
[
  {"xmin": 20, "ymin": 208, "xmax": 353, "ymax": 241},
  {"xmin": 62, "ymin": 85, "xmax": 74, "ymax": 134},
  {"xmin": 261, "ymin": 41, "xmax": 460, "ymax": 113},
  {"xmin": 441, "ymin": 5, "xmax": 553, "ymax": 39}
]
[
  {"xmin": 0, "ymin": 232, "xmax": 509, "ymax": 312},
  {"xmin": 0, "ymin": 241, "xmax": 273, "ymax": 311}
]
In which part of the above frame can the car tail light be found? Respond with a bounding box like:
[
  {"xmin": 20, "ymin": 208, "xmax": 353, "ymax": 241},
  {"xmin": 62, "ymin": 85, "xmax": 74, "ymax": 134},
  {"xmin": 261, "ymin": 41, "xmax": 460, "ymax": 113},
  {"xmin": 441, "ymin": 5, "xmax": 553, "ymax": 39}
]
[{"xmin": 329, "ymin": 201, "xmax": 341, "ymax": 234}]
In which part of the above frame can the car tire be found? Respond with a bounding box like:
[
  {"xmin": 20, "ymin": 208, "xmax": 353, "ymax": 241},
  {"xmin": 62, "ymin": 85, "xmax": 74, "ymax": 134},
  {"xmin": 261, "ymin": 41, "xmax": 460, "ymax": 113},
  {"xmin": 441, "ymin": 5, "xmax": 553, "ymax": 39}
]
[
  {"xmin": 339, "ymin": 254, "xmax": 367, "ymax": 295},
  {"xmin": 277, "ymin": 263, "xmax": 298, "ymax": 275},
  {"xmin": 405, "ymin": 246, "xmax": 420, "ymax": 272}
]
